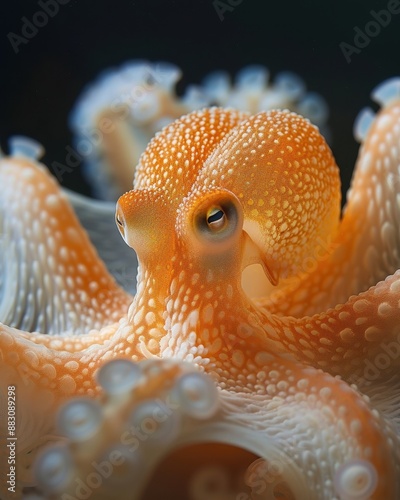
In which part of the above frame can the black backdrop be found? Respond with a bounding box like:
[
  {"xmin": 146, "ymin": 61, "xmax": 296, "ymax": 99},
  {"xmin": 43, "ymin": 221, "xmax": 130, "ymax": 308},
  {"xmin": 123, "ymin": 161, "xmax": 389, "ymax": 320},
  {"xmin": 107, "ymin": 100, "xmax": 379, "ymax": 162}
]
[{"xmin": 1, "ymin": 0, "xmax": 399, "ymax": 199}]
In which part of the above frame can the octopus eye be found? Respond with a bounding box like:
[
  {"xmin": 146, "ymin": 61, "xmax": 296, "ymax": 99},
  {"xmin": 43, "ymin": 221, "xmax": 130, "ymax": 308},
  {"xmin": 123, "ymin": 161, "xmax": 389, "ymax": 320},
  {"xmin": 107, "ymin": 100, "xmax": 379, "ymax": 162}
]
[
  {"xmin": 206, "ymin": 207, "xmax": 226, "ymax": 232},
  {"xmin": 193, "ymin": 191, "xmax": 241, "ymax": 246},
  {"xmin": 116, "ymin": 216, "xmax": 123, "ymax": 227}
]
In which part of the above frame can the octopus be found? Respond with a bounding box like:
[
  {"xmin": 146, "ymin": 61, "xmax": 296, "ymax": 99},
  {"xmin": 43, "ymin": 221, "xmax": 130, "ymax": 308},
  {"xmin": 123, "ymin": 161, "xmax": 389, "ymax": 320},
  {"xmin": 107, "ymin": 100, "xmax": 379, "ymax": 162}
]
[{"xmin": 0, "ymin": 76, "xmax": 400, "ymax": 500}]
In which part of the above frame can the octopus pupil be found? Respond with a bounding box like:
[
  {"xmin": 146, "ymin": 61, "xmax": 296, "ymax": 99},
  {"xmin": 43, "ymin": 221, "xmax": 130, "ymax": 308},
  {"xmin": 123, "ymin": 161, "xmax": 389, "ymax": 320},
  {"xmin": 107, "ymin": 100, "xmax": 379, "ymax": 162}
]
[{"xmin": 207, "ymin": 209, "xmax": 224, "ymax": 226}]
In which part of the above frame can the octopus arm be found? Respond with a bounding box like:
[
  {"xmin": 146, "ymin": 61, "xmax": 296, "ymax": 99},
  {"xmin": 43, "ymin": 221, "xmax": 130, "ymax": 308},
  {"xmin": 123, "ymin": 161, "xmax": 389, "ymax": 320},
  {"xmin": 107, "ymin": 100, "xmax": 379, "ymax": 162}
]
[
  {"xmin": 0, "ymin": 155, "xmax": 132, "ymax": 335},
  {"xmin": 31, "ymin": 357, "xmax": 400, "ymax": 499},
  {"xmin": 0, "ymin": 315, "xmax": 147, "ymax": 492},
  {"xmin": 226, "ymin": 359, "xmax": 400, "ymax": 499},
  {"xmin": 266, "ymin": 269, "xmax": 400, "ymax": 383}
]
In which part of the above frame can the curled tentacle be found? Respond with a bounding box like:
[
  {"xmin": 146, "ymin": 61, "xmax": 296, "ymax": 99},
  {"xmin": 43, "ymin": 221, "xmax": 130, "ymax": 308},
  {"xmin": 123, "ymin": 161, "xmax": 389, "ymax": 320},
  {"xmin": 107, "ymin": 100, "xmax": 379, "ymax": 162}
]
[{"xmin": 33, "ymin": 358, "xmax": 399, "ymax": 499}]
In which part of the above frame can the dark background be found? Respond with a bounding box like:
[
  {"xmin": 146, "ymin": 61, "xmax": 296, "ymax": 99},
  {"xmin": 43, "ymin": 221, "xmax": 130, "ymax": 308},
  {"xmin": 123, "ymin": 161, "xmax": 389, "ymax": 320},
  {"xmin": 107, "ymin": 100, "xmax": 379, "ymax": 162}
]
[{"xmin": 0, "ymin": 0, "xmax": 399, "ymax": 200}]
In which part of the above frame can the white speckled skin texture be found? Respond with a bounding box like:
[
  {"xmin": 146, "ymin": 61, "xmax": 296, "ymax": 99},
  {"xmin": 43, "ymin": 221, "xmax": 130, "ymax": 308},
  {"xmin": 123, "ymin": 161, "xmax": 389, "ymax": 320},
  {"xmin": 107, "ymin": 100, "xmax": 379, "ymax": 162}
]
[{"xmin": 0, "ymin": 78, "xmax": 400, "ymax": 499}]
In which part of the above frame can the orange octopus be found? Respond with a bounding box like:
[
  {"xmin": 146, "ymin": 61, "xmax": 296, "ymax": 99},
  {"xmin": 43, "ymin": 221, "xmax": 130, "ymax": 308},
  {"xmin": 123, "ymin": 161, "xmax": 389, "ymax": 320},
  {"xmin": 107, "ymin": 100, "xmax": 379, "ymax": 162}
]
[{"xmin": 0, "ymin": 78, "xmax": 400, "ymax": 499}]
